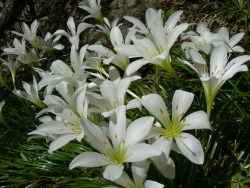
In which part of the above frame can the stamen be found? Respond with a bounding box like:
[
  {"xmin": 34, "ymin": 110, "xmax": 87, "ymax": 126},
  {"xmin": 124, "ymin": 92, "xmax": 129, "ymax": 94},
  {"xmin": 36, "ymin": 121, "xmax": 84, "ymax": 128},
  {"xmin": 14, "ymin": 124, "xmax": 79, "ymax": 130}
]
[
  {"xmin": 160, "ymin": 108, "xmax": 164, "ymax": 114},
  {"xmin": 176, "ymin": 105, "xmax": 179, "ymax": 110}
]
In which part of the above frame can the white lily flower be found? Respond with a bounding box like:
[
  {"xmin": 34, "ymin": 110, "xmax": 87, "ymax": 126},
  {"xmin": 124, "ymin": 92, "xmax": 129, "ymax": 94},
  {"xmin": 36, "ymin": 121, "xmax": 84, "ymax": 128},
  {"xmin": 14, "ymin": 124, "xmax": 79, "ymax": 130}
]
[
  {"xmin": 95, "ymin": 17, "xmax": 120, "ymax": 36},
  {"xmin": 70, "ymin": 44, "xmax": 89, "ymax": 70},
  {"xmin": 42, "ymin": 82, "xmax": 88, "ymax": 118},
  {"xmin": 182, "ymin": 22, "xmax": 224, "ymax": 57},
  {"xmin": 11, "ymin": 19, "xmax": 39, "ymax": 47},
  {"xmin": 69, "ymin": 106, "xmax": 161, "ymax": 181},
  {"xmin": 30, "ymin": 82, "xmax": 89, "ymax": 153},
  {"xmin": 141, "ymin": 90, "xmax": 211, "ymax": 164},
  {"xmin": 181, "ymin": 46, "xmax": 250, "ymax": 117},
  {"xmin": 114, "ymin": 161, "xmax": 164, "ymax": 188},
  {"xmin": 88, "ymin": 25, "xmax": 133, "ymax": 70},
  {"xmin": 0, "ymin": 55, "xmax": 20, "ymax": 86},
  {"xmin": 214, "ymin": 27, "xmax": 245, "ymax": 52},
  {"xmin": 78, "ymin": 0, "xmax": 103, "ymax": 22},
  {"xmin": 3, "ymin": 38, "xmax": 40, "ymax": 67},
  {"xmin": 3, "ymin": 38, "xmax": 26, "ymax": 56},
  {"xmin": 53, "ymin": 16, "xmax": 92, "ymax": 50},
  {"xmin": 87, "ymin": 69, "xmax": 141, "ymax": 117},
  {"xmin": 40, "ymin": 32, "xmax": 65, "ymax": 52},
  {"xmin": 116, "ymin": 8, "xmax": 188, "ymax": 76},
  {"xmin": 28, "ymin": 107, "xmax": 85, "ymax": 153},
  {"xmin": 13, "ymin": 76, "xmax": 44, "ymax": 108},
  {"xmin": 36, "ymin": 46, "xmax": 89, "ymax": 87}
]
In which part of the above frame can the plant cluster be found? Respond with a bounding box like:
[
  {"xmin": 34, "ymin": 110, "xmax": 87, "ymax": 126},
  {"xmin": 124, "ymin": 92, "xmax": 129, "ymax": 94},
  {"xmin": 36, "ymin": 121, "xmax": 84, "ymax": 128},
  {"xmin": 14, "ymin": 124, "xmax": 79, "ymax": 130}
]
[{"xmin": 0, "ymin": 0, "xmax": 249, "ymax": 187}]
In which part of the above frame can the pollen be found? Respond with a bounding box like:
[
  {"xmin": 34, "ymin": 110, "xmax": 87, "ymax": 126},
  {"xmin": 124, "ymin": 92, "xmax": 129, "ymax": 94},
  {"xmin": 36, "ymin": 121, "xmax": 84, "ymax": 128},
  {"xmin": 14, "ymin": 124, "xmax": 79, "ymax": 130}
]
[
  {"xmin": 176, "ymin": 105, "xmax": 179, "ymax": 110},
  {"xmin": 215, "ymin": 65, "xmax": 217, "ymax": 70},
  {"xmin": 70, "ymin": 112, "xmax": 73, "ymax": 116},
  {"xmin": 114, "ymin": 41, "xmax": 117, "ymax": 45},
  {"xmin": 103, "ymin": 141, "xmax": 107, "ymax": 144},
  {"xmin": 221, "ymin": 72, "xmax": 225, "ymax": 76},
  {"xmin": 160, "ymin": 108, "xmax": 164, "ymax": 114},
  {"xmin": 115, "ymin": 134, "xmax": 118, "ymax": 138},
  {"xmin": 183, "ymin": 117, "xmax": 186, "ymax": 122}
]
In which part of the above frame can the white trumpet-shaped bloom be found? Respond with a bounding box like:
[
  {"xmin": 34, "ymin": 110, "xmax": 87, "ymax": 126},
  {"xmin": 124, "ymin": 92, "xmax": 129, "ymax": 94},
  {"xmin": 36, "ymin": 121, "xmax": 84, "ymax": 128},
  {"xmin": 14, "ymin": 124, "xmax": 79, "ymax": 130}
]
[
  {"xmin": 13, "ymin": 76, "xmax": 44, "ymax": 108},
  {"xmin": 12, "ymin": 19, "xmax": 39, "ymax": 47},
  {"xmin": 29, "ymin": 84, "xmax": 88, "ymax": 153},
  {"xmin": 69, "ymin": 106, "xmax": 161, "ymax": 181},
  {"xmin": 141, "ymin": 90, "xmax": 211, "ymax": 164},
  {"xmin": 0, "ymin": 55, "xmax": 19, "ymax": 85},
  {"xmin": 88, "ymin": 26, "xmax": 134, "ymax": 70},
  {"xmin": 181, "ymin": 46, "xmax": 250, "ymax": 116},
  {"xmin": 53, "ymin": 16, "xmax": 92, "ymax": 49},
  {"xmin": 214, "ymin": 27, "xmax": 245, "ymax": 53},
  {"xmin": 28, "ymin": 108, "xmax": 85, "ymax": 153},
  {"xmin": 87, "ymin": 70, "xmax": 141, "ymax": 117},
  {"xmin": 181, "ymin": 22, "xmax": 223, "ymax": 57},
  {"xmin": 78, "ymin": 0, "xmax": 102, "ymax": 21},
  {"xmin": 39, "ymin": 32, "xmax": 65, "ymax": 52},
  {"xmin": 36, "ymin": 45, "xmax": 89, "ymax": 87},
  {"xmin": 3, "ymin": 38, "xmax": 40, "ymax": 66},
  {"xmin": 115, "ymin": 8, "xmax": 188, "ymax": 75}
]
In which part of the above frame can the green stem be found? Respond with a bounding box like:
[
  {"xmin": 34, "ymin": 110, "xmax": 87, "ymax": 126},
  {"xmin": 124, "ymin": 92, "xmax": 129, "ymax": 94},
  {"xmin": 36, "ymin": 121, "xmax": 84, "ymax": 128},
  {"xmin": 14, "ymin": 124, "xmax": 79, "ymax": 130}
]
[
  {"xmin": 155, "ymin": 66, "xmax": 160, "ymax": 93},
  {"xmin": 162, "ymin": 59, "xmax": 184, "ymax": 89},
  {"xmin": 0, "ymin": 113, "xmax": 10, "ymax": 129},
  {"xmin": 0, "ymin": 73, "xmax": 11, "ymax": 91}
]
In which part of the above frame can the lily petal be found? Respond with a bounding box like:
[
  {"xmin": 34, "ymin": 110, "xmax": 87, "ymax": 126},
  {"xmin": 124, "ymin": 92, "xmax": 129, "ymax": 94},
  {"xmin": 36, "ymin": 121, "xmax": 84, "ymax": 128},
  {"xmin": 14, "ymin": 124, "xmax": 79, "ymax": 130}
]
[
  {"xmin": 182, "ymin": 111, "xmax": 212, "ymax": 131},
  {"xmin": 152, "ymin": 136, "xmax": 172, "ymax": 158},
  {"xmin": 126, "ymin": 116, "xmax": 154, "ymax": 145},
  {"xmin": 172, "ymin": 90, "xmax": 194, "ymax": 123},
  {"xmin": 165, "ymin": 10, "xmax": 183, "ymax": 32},
  {"xmin": 103, "ymin": 164, "xmax": 124, "ymax": 181},
  {"xmin": 151, "ymin": 153, "xmax": 175, "ymax": 179},
  {"xmin": 141, "ymin": 94, "xmax": 171, "ymax": 126},
  {"xmin": 175, "ymin": 133, "xmax": 204, "ymax": 164},
  {"xmin": 124, "ymin": 16, "xmax": 148, "ymax": 33},
  {"xmin": 126, "ymin": 143, "xmax": 161, "ymax": 162},
  {"xmin": 126, "ymin": 59, "xmax": 150, "ymax": 76},
  {"xmin": 49, "ymin": 134, "xmax": 76, "ymax": 153},
  {"xmin": 69, "ymin": 152, "xmax": 110, "ymax": 169},
  {"xmin": 81, "ymin": 118, "xmax": 112, "ymax": 153}
]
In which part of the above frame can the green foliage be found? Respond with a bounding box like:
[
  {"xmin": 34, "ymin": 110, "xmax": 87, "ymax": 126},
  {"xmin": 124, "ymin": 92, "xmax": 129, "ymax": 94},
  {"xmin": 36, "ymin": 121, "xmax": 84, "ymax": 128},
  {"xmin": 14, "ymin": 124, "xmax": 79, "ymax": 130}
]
[{"xmin": 202, "ymin": 0, "xmax": 250, "ymax": 46}]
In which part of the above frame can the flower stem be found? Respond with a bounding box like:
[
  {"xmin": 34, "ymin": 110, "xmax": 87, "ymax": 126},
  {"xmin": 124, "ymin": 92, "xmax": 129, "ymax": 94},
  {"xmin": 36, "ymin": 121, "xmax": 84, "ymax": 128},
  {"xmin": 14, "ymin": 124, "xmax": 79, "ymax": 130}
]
[
  {"xmin": 155, "ymin": 66, "xmax": 160, "ymax": 93},
  {"xmin": 0, "ymin": 73, "xmax": 11, "ymax": 91},
  {"xmin": 162, "ymin": 58, "xmax": 184, "ymax": 89}
]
